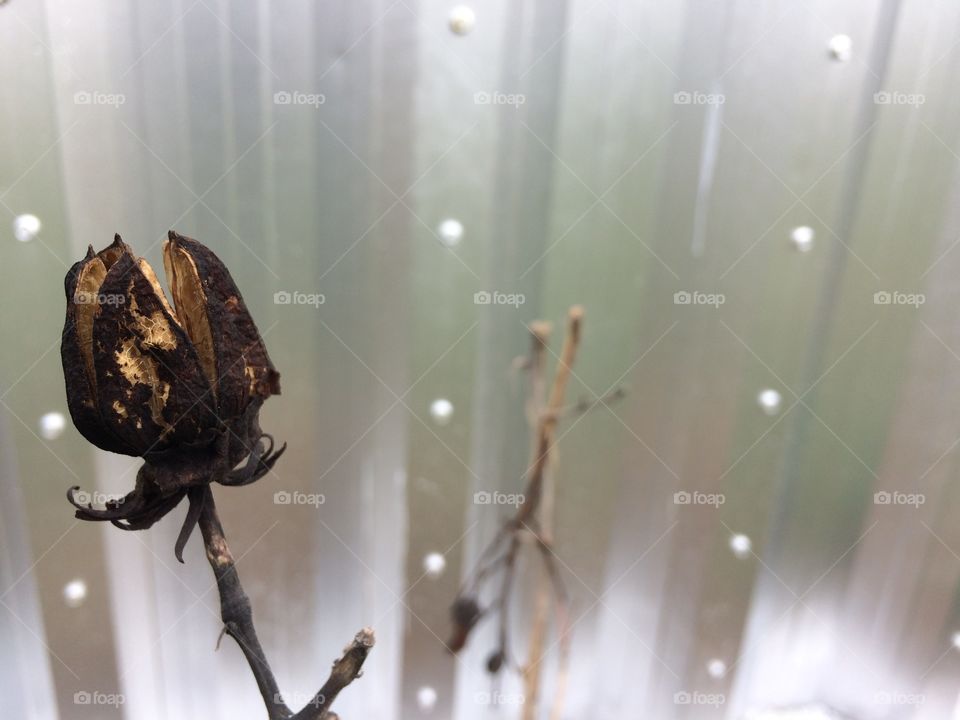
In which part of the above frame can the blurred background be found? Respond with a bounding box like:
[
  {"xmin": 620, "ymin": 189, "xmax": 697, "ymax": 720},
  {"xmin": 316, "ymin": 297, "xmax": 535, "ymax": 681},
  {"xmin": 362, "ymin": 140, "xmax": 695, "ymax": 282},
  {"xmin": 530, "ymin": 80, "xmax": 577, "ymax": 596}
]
[{"xmin": 2, "ymin": 0, "xmax": 960, "ymax": 718}]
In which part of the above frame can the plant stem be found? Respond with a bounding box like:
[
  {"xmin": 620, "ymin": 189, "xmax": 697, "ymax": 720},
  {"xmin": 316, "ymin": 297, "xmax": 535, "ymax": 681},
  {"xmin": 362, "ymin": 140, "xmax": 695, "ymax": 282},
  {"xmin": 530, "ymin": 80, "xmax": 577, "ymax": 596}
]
[
  {"xmin": 196, "ymin": 485, "xmax": 373, "ymax": 719},
  {"xmin": 521, "ymin": 308, "xmax": 582, "ymax": 720}
]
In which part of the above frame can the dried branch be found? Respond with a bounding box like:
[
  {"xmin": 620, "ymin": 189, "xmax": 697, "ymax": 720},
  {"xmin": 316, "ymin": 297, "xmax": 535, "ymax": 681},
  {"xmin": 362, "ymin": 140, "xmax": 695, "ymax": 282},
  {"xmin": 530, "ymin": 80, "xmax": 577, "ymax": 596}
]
[
  {"xmin": 197, "ymin": 485, "xmax": 373, "ymax": 719},
  {"xmin": 513, "ymin": 306, "xmax": 583, "ymax": 529},
  {"xmin": 521, "ymin": 307, "xmax": 581, "ymax": 720},
  {"xmin": 545, "ymin": 385, "xmax": 628, "ymax": 422},
  {"xmin": 448, "ymin": 306, "xmax": 619, "ymax": 716},
  {"xmin": 290, "ymin": 628, "xmax": 376, "ymax": 720}
]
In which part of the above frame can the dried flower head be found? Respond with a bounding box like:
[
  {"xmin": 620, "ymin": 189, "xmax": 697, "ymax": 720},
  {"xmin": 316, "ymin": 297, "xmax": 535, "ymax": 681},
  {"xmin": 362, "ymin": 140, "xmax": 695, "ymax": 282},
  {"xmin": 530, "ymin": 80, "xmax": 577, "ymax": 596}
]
[{"xmin": 62, "ymin": 231, "xmax": 284, "ymax": 559}]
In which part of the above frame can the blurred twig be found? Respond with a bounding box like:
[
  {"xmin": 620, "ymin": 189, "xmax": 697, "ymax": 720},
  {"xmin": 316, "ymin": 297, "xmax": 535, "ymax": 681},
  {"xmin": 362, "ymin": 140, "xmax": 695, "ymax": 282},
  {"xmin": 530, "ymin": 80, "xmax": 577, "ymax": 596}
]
[{"xmin": 449, "ymin": 306, "xmax": 621, "ymax": 719}]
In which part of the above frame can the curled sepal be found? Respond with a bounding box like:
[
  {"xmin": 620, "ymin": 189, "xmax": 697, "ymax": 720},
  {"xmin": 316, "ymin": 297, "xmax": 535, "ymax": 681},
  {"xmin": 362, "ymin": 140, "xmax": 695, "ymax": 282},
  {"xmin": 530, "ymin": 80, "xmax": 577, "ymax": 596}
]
[
  {"xmin": 221, "ymin": 434, "xmax": 287, "ymax": 486},
  {"xmin": 67, "ymin": 484, "xmax": 146, "ymax": 521},
  {"xmin": 174, "ymin": 487, "xmax": 207, "ymax": 563},
  {"xmin": 66, "ymin": 480, "xmax": 187, "ymax": 533}
]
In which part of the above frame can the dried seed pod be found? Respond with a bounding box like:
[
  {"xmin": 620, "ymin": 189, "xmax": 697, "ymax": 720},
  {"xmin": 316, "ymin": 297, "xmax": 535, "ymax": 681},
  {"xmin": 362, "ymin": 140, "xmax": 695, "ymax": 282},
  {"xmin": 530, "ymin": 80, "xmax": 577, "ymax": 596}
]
[{"xmin": 62, "ymin": 232, "xmax": 285, "ymax": 560}]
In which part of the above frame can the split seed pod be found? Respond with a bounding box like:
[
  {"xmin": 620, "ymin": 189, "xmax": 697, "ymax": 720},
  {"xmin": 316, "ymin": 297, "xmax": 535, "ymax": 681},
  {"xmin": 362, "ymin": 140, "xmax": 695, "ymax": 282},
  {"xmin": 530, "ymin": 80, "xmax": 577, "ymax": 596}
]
[{"xmin": 62, "ymin": 232, "xmax": 285, "ymax": 559}]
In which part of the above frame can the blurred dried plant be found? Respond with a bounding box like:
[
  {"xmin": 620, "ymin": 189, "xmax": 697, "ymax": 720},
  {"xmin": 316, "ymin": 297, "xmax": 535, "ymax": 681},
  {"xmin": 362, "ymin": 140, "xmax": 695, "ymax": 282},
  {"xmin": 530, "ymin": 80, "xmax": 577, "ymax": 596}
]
[{"xmin": 448, "ymin": 306, "xmax": 625, "ymax": 720}]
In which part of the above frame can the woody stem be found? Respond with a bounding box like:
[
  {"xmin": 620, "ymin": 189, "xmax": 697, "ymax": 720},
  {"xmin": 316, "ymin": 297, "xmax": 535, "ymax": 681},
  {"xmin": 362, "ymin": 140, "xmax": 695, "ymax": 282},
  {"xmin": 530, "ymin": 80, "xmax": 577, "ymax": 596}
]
[
  {"xmin": 196, "ymin": 485, "xmax": 290, "ymax": 719},
  {"xmin": 196, "ymin": 485, "xmax": 374, "ymax": 719}
]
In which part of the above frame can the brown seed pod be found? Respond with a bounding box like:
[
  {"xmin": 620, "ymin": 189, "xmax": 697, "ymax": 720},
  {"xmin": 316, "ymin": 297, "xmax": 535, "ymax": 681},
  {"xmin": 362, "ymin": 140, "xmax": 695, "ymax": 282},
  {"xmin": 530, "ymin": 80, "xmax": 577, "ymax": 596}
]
[{"xmin": 62, "ymin": 232, "xmax": 285, "ymax": 561}]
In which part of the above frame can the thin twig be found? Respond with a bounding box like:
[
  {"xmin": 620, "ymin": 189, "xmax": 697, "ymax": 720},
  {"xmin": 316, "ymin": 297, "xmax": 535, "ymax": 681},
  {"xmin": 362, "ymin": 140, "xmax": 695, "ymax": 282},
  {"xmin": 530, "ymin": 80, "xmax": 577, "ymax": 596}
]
[
  {"xmin": 498, "ymin": 533, "xmax": 521, "ymax": 667},
  {"xmin": 532, "ymin": 530, "xmax": 573, "ymax": 720},
  {"xmin": 197, "ymin": 485, "xmax": 373, "ymax": 719},
  {"xmin": 544, "ymin": 385, "xmax": 627, "ymax": 422},
  {"xmin": 291, "ymin": 628, "xmax": 376, "ymax": 720},
  {"xmin": 513, "ymin": 307, "xmax": 583, "ymax": 528},
  {"xmin": 521, "ymin": 308, "xmax": 582, "ymax": 720}
]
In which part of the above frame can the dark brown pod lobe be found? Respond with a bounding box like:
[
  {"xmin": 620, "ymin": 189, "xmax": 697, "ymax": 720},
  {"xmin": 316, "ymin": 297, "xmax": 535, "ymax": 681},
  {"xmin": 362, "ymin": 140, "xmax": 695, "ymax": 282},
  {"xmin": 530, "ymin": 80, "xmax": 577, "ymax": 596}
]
[
  {"xmin": 91, "ymin": 251, "xmax": 218, "ymax": 456},
  {"xmin": 61, "ymin": 236, "xmax": 146, "ymax": 455},
  {"xmin": 61, "ymin": 246, "xmax": 134, "ymax": 455},
  {"xmin": 163, "ymin": 231, "xmax": 280, "ymax": 422}
]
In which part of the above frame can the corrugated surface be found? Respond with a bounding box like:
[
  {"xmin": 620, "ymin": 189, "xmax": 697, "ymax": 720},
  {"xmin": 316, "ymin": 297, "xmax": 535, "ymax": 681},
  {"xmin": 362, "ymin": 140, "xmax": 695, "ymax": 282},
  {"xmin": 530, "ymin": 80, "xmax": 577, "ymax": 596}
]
[{"xmin": 1, "ymin": 1, "xmax": 960, "ymax": 718}]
